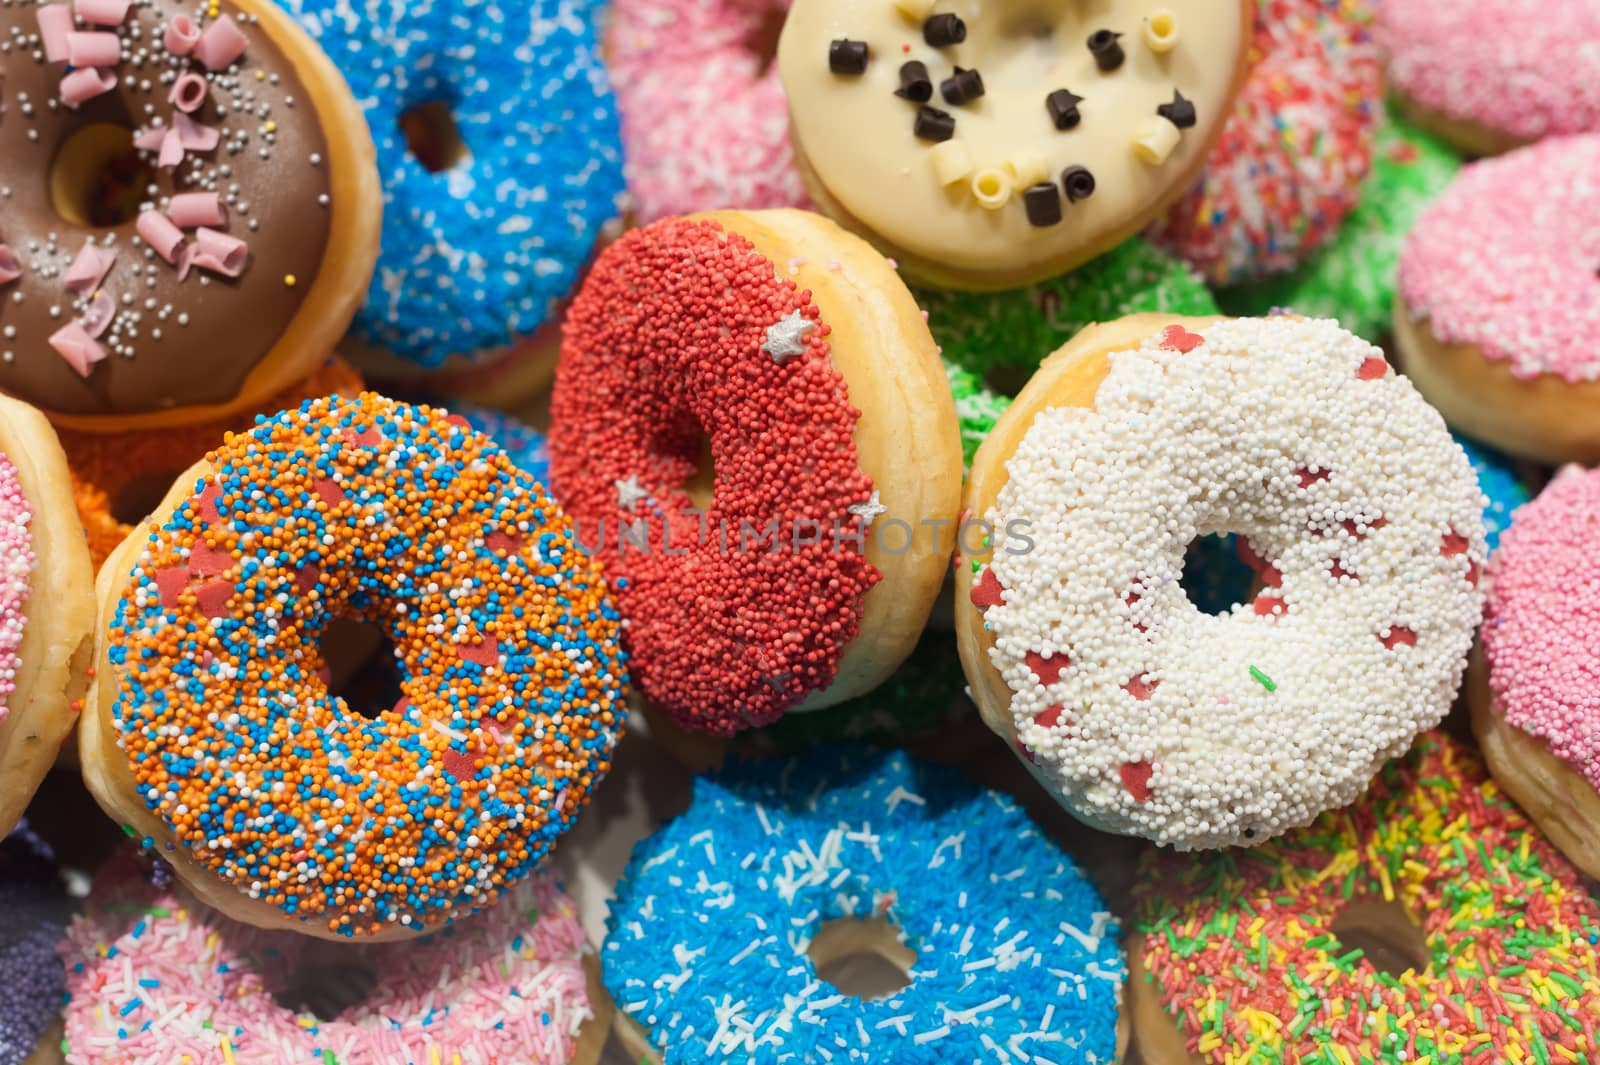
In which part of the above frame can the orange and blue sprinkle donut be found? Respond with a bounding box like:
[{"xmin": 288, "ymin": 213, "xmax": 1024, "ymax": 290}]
[{"xmin": 107, "ymin": 393, "xmax": 627, "ymax": 937}]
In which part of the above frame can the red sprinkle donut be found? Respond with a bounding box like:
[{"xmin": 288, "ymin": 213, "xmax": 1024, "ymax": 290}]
[{"xmin": 551, "ymin": 210, "xmax": 961, "ymax": 735}]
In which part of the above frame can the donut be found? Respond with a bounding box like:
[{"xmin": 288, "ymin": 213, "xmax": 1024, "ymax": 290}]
[
  {"xmin": 61, "ymin": 851, "xmax": 612, "ymax": 1065},
  {"xmin": 946, "ymin": 361, "xmax": 1012, "ymax": 468},
  {"xmin": 1455, "ymin": 433, "xmax": 1529, "ymax": 554},
  {"xmin": 281, "ymin": 0, "xmax": 626, "ymax": 390},
  {"xmin": 775, "ymin": 0, "xmax": 1252, "ymax": 288},
  {"xmin": 0, "ymin": 0, "xmax": 380, "ymax": 431},
  {"xmin": 0, "ymin": 394, "xmax": 95, "ymax": 837},
  {"xmin": 1146, "ymin": 0, "xmax": 1383, "ymax": 285},
  {"xmin": 550, "ymin": 210, "xmax": 961, "ymax": 734},
  {"xmin": 1472, "ymin": 465, "xmax": 1600, "ymax": 880},
  {"xmin": 608, "ymin": 0, "xmax": 809, "ymax": 221},
  {"xmin": 602, "ymin": 747, "xmax": 1129, "ymax": 1064},
  {"xmin": 452, "ymin": 406, "xmax": 552, "ymax": 487},
  {"xmin": 1376, "ymin": 0, "xmax": 1600, "ymax": 156},
  {"xmin": 1127, "ymin": 732, "xmax": 1600, "ymax": 1064},
  {"xmin": 955, "ymin": 315, "xmax": 1487, "ymax": 850},
  {"xmin": 79, "ymin": 393, "xmax": 627, "ymax": 940},
  {"xmin": 2, "ymin": 823, "xmax": 69, "ymax": 1065},
  {"xmin": 1394, "ymin": 134, "xmax": 1600, "ymax": 464},
  {"xmin": 1218, "ymin": 112, "xmax": 1461, "ymax": 342},
  {"xmin": 59, "ymin": 357, "xmax": 363, "ymax": 573}
]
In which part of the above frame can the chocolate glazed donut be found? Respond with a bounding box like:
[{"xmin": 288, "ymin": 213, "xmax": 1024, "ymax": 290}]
[{"xmin": 0, "ymin": 0, "xmax": 380, "ymax": 430}]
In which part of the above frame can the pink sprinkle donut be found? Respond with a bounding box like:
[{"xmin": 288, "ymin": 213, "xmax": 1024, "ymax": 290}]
[
  {"xmin": 607, "ymin": 0, "xmax": 809, "ymax": 221},
  {"xmin": 61, "ymin": 853, "xmax": 612, "ymax": 1065},
  {"xmin": 1146, "ymin": 0, "xmax": 1382, "ymax": 284},
  {"xmin": 1394, "ymin": 134, "xmax": 1600, "ymax": 464},
  {"xmin": 1472, "ymin": 465, "xmax": 1600, "ymax": 881},
  {"xmin": 1377, "ymin": 0, "xmax": 1600, "ymax": 155}
]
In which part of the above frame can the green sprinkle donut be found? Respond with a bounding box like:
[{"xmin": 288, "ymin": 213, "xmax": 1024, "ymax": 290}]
[
  {"xmin": 946, "ymin": 361, "xmax": 1012, "ymax": 468},
  {"xmin": 1217, "ymin": 111, "xmax": 1461, "ymax": 340}
]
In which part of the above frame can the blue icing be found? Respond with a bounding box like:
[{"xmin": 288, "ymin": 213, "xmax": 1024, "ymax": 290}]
[
  {"xmin": 0, "ymin": 823, "xmax": 67, "ymax": 1065},
  {"xmin": 280, "ymin": 0, "xmax": 625, "ymax": 367},
  {"xmin": 603, "ymin": 748, "xmax": 1125, "ymax": 1064},
  {"xmin": 455, "ymin": 406, "xmax": 550, "ymax": 486},
  {"xmin": 1454, "ymin": 433, "xmax": 1529, "ymax": 553}
]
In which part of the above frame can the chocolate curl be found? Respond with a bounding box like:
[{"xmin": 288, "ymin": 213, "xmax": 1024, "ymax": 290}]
[
  {"xmin": 157, "ymin": 128, "xmax": 185, "ymax": 168},
  {"xmin": 75, "ymin": 0, "xmax": 132, "ymax": 26},
  {"xmin": 48, "ymin": 323, "xmax": 107, "ymax": 377},
  {"xmin": 36, "ymin": 5, "xmax": 73, "ymax": 63},
  {"xmin": 173, "ymin": 112, "xmax": 220, "ymax": 151},
  {"xmin": 133, "ymin": 127, "xmax": 167, "ymax": 152},
  {"xmin": 178, "ymin": 228, "xmax": 248, "ymax": 280},
  {"xmin": 194, "ymin": 14, "xmax": 247, "ymax": 71},
  {"xmin": 0, "ymin": 245, "xmax": 19, "ymax": 286},
  {"xmin": 164, "ymin": 14, "xmax": 201, "ymax": 56},
  {"xmin": 79, "ymin": 290, "xmax": 117, "ymax": 338},
  {"xmin": 63, "ymin": 241, "xmax": 116, "ymax": 293},
  {"xmin": 61, "ymin": 67, "xmax": 118, "ymax": 105},
  {"xmin": 66, "ymin": 31, "xmax": 122, "ymax": 68},
  {"xmin": 136, "ymin": 210, "xmax": 184, "ymax": 263},
  {"xmin": 169, "ymin": 192, "xmax": 225, "ymax": 228},
  {"xmin": 169, "ymin": 72, "xmax": 208, "ymax": 113}
]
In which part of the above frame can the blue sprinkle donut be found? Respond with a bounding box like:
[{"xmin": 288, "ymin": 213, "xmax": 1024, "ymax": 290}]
[
  {"xmin": 603, "ymin": 748, "xmax": 1127, "ymax": 1064},
  {"xmin": 1, "ymin": 822, "xmax": 68, "ymax": 1065},
  {"xmin": 454, "ymin": 406, "xmax": 551, "ymax": 486},
  {"xmin": 280, "ymin": 0, "xmax": 625, "ymax": 369},
  {"xmin": 1454, "ymin": 433, "xmax": 1529, "ymax": 553}
]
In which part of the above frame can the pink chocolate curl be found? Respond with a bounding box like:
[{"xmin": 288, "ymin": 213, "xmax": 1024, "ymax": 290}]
[
  {"xmin": 63, "ymin": 241, "xmax": 116, "ymax": 293},
  {"xmin": 79, "ymin": 289, "xmax": 116, "ymax": 338},
  {"xmin": 178, "ymin": 228, "xmax": 248, "ymax": 280},
  {"xmin": 132, "ymin": 126, "xmax": 166, "ymax": 152},
  {"xmin": 36, "ymin": 5, "xmax": 73, "ymax": 63},
  {"xmin": 193, "ymin": 14, "xmax": 247, "ymax": 71},
  {"xmin": 169, "ymin": 192, "xmax": 224, "ymax": 228},
  {"xmin": 66, "ymin": 31, "xmax": 121, "ymax": 68},
  {"xmin": 173, "ymin": 112, "xmax": 219, "ymax": 151},
  {"xmin": 136, "ymin": 210, "xmax": 184, "ymax": 263},
  {"xmin": 49, "ymin": 323, "xmax": 107, "ymax": 377},
  {"xmin": 61, "ymin": 67, "xmax": 117, "ymax": 105},
  {"xmin": 164, "ymin": 14, "xmax": 201, "ymax": 56},
  {"xmin": 157, "ymin": 128, "xmax": 184, "ymax": 169},
  {"xmin": 168, "ymin": 72, "xmax": 207, "ymax": 113},
  {"xmin": 75, "ymin": 0, "xmax": 132, "ymax": 26},
  {"xmin": 0, "ymin": 245, "xmax": 19, "ymax": 286}
]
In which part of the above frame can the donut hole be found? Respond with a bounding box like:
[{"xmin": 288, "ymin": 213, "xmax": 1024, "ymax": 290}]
[
  {"xmin": 323, "ymin": 618, "xmax": 402, "ymax": 720},
  {"xmin": 1180, "ymin": 533, "xmax": 1256, "ymax": 616},
  {"xmin": 744, "ymin": 3, "xmax": 788, "ymax": 76},
  {"xmin": 1329, "ymin": 899, "xmax": 1432, "ymax": 979},
  {"xmin": 682, "ymin": 431, "xmax": 716, "ymax": 511},
  {"xmin": 110, "ymin": 471, "xmax": 182, "ymax": 527},
  {"xmin": 399, "ymin": 100, "xmax": 469, "ymax": 174},
  {"xmin": 807, "ymin": 915, "xmax": 917, "ymax": 1001},
  {"xmin": 49, "ymin": 123, "xmax": 157, "ymax": 228},
  {"xmin": 270, "ymin": 941, "xmax": 378, "ymax": 1020}
]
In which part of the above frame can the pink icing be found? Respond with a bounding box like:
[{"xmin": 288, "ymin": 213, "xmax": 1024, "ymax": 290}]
[
  {"xmin": 0, "ymin": 455, "xmax": 33, "ymax": 724},
  {"xmin": 62, "ymin": 855, "xmax": 599, "ymax": 1065},
  {"xmin": 607, "ymin": 0, "xmax": 808, "ymax": 221},
  {"xmin": 1483, "ymin": 466, "xmax": 1600, "ymax": 792},
  {"xmin": 1377, "ymin": 0, "xmax": 1600, "ymax": 143},
  {"xmin": 1397, "ymin": 135, "xmax": 1600, "ymax": 384}
]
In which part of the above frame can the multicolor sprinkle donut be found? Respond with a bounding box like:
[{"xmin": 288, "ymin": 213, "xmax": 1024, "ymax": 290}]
[
  {"xmin": 1218, "ymin": 112, "xmax": 1460, "ymax": 342},
  {"xmin": 956, "ymin": 315, "xmax": 1487, "ymax": 850},
  {"xmin": 0, "ymin": 394, "xmax": 96, "ymax": 838},
  {"xmin": 1474, "ymin": 466, "xmax": 1600, "ymax": 881},
  {"xmin": 1146, "ymin": 0, "xmax": 1383, "ymax": 285},
  {"xmin": 80, "ymin": 393, "xmax": 627, "ymax": 940},
  {"xmin": 62, "ymin": 851, "xmax": 611, "ymax": 1065},
  {"xmin": 603, "ymin": 747, "xmax": 1128, "ymax": 1064},
  {"xmin": 1377, "ymin": 0, "xmax": 1600, "ymax": 155},
  {"xmin": 551, "ymin": 210, "xmax": 961, "ymax": 734},
  {"xmin": 453, "ymin": 406, "xmax": 551, "ymax": 487},
  {"xmin": 1129, "ymin": 732, "xmax": 1600, "ymax": 1065},
  {"xmin": 60, "ymin": 357, "xmax": 364, "ymax": 572},
  {"xmin": 281, "ymin": 0, "xmax": 625, "ymax": 371},
  {"xmin": 1, "ymin": 823, "xmax": 68, "ymax": 1065},
  {"xmin": 608, "ymin": 0, "xmax": 808, "ymax": 221},
  {"xmin": 1395, "ymin": 134, "xmax": 1600, "ymax": 464}
]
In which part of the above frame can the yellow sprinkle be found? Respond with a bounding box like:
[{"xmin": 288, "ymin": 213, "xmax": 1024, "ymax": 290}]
[
  {"xmin": 284, "ymin": 275, "xmax": 297, "ymax": 287},
  {"xmin": 431, "ymin": 1048, "xmax": 441, "ymax": 1065},
  {"xmin": 255, "ymin": 70, "xmax": 265, "ymax": 80},
  {"xmin": 265, "ymin": 121, "xmax": 277, "ymax": 133},
  {"xmin": 221, "ymin": 1036, "xmax": 236, "ymax": 1065}
]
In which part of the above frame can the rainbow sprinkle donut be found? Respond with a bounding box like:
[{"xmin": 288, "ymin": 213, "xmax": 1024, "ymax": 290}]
[
  {"xmin": 1146, "ymin": 0, "xmax": 1383, "ymax": 284},
  {"xmin": 81, "ymin": 393, "xmax": 627, "ymax": 940},
  {"xmin": 1, "ymin": 823, "xmax": 69, "ymax": 1065},
  {"xmin": 1129, "ymin": 732, "xmax": 1600, "ymax": 1065},
  {"xmin": 280, "ymin": 0, "xmax": 625, "ymax": 370},
  {"xmin": 956, "ymin": 316, "xmax": 1488, "ymax": 850},
  {"xmin": 603, "ymin": 747, "xmax": 1128, "ymax": 1064},
  {"xmin": 62, "ymin": 851, "xmax": 611, "ymax": 1065}
]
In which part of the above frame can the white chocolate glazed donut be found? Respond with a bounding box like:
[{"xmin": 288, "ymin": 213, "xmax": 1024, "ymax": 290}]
[
  {"xmin": 776, "ymin": 0, "xmax": 1250, "ymax": 289},
  {"xmin": 954, "ymin": 315, "xmax": 1488, "ymax": 850}
]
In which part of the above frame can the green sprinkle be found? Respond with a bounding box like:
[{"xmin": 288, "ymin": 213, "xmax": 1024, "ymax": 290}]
[
  {"xmin": 120, "ymin": 824, "xmax": 137, "ymax": 838},
  {"xmin": 323, "ymin": 1053, "xmax": 337, "ymax": 1065},
  {"xmin": 1248, "ymin": 665, "xmax": 1276, "ymax": 691}
]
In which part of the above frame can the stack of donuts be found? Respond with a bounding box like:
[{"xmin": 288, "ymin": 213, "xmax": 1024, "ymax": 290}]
[{"xmin": 2, "ymin": 0, "xmax": 1599, "ymax": 1062}]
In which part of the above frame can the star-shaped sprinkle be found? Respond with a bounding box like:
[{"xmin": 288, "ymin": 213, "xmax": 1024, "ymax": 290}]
[
  {"xmin": 615, "ymin": 475, "xmax": 652, "ymax": 509},
  {"xmin": 760, "ymin": 310, "xmax": 817, "ymax": 364},
  {"xmin": 848, "ymin": 490, "xmax": 887, "ymax": 525}
]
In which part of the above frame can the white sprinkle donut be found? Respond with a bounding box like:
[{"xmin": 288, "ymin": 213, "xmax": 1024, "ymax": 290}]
[{"xmin": 954, "ymin": 315, "xmax": 1487, "ymax": 850}]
